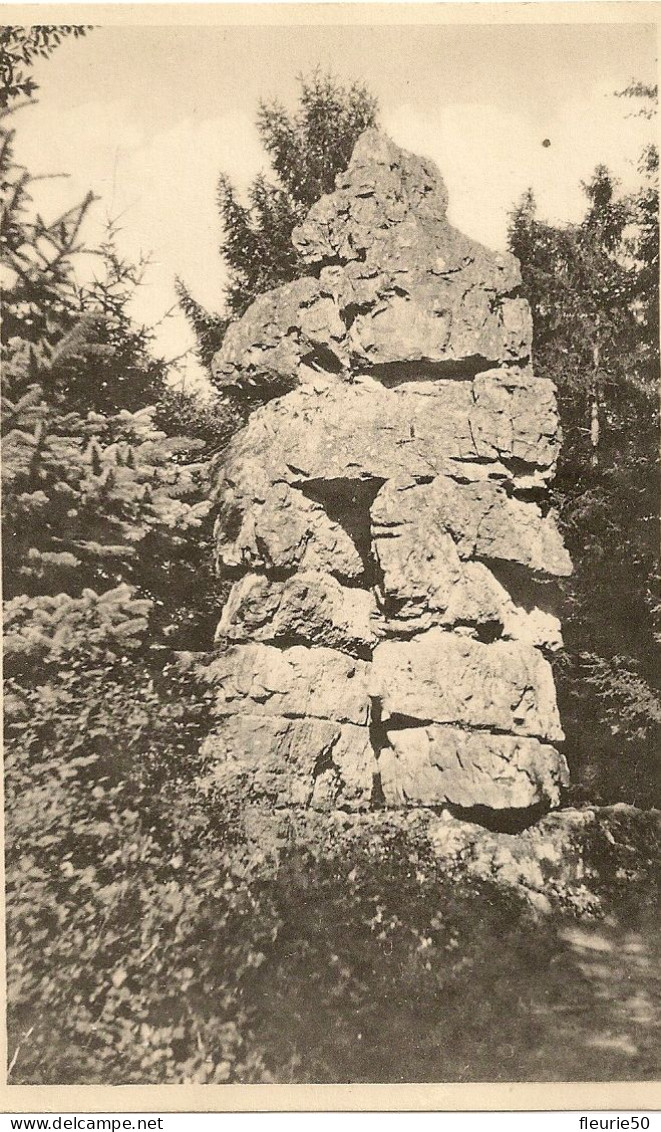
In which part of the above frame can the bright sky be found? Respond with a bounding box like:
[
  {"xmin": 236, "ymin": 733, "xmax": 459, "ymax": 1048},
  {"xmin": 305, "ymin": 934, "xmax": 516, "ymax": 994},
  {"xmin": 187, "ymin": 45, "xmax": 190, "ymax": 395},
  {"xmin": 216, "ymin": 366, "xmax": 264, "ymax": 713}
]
[{"xmin": 11, "ymin": 18, "xmax": 657, "ymax": 390}]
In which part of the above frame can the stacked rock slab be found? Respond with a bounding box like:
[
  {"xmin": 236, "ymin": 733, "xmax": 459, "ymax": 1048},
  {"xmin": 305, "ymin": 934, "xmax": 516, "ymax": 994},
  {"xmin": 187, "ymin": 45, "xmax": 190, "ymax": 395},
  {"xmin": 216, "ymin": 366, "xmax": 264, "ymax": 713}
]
[{"xmin": 203, "ymin": 130, "xmax": 572, "ymax": 821}]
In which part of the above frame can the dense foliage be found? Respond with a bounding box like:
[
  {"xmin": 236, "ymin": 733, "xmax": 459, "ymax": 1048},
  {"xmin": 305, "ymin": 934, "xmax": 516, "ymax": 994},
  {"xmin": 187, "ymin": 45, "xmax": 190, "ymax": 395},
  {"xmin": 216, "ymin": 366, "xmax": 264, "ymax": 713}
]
[
  {"xmin": 1, "ymin": 97, "xmax": 232, "ymax": 647},
  {"xmin": 8, "ymin": 766, "xmax": 661, "ymax": 1084},
  {"xmin": 2, "ymin": 57, "xmax": 238, "ymax": 1080},
  {"xmin": 508, "ymin": 87, "xmax": 660, "ymax": 805},
  {"xmin": 178, "ymin": 72, "xmax": 379, "ymax": 368}
]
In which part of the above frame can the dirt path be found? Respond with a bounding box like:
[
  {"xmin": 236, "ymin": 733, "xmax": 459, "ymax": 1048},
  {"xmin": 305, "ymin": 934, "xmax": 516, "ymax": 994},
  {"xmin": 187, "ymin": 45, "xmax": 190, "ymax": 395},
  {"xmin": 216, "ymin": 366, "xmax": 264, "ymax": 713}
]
[{"xmin": 537, "ymin": 916, "xmax": 661, "ymax": 1080}]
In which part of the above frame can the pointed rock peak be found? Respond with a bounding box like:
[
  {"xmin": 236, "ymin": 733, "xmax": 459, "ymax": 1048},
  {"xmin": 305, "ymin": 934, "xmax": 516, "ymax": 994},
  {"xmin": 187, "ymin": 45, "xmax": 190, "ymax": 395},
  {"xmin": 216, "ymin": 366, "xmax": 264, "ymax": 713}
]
[
  {"xmin": 339, "ymin": 128, "xmax": 449, "ymax": 213},
  {"xmin": 293, "ymin": 129, "xmax": 450, "ymax": 267}
]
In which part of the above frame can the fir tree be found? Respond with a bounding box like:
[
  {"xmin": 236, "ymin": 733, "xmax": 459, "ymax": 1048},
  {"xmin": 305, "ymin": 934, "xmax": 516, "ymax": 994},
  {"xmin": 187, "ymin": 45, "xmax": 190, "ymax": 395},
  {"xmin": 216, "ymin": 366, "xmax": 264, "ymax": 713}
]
[
  {"xmin": 2, "ymin": 99, "xmax": 226, "ymax": 649},
  {"xmin": 174, "ymin": 277, "xmax": 228, "ymax": 370},
  {"xmin": 178, "ymin": 71, "xmax": 379, "ymax": 367},
  {"xmin": 1, "ymin": 25, "xmax": 90, "ymax": 108},
  {"xmin": 508, "ymin": 93, "xmax": 660, "ymax": 804}
]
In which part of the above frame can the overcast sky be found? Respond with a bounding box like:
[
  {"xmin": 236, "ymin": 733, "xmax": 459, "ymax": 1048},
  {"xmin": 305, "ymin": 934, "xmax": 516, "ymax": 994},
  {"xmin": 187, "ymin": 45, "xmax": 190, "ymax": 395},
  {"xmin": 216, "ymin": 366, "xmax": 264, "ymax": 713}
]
[{"xmin": 11, "ymin": 18, "xmax": 657, "ymax": 390}]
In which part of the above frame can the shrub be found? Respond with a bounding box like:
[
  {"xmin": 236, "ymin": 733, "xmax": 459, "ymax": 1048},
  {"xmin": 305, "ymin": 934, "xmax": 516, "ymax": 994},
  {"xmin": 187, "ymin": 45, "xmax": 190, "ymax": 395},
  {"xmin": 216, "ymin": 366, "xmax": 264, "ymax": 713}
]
[{"xmin": 5, "ymin": 636, "xmax": 272, "ymax": 1084}]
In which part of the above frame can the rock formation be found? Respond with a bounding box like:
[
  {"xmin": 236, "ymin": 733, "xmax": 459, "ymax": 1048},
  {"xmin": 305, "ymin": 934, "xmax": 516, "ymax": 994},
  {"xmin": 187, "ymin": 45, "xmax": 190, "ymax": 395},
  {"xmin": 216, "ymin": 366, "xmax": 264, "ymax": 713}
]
[{"xmin": 203, "ymin": 130, "xmax": 572, "ymax": 825}]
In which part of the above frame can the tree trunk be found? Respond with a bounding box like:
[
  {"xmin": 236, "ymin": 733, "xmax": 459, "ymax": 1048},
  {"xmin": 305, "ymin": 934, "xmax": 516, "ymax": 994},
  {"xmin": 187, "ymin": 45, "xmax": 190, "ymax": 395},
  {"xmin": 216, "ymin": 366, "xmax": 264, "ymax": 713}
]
[
  {"xmin": 590, "ymin": 392, "xmax": 600, "ymax": 467},
  {"xmin": 590, "ymin": 330, "xmax": 601, "ymax": 468}
]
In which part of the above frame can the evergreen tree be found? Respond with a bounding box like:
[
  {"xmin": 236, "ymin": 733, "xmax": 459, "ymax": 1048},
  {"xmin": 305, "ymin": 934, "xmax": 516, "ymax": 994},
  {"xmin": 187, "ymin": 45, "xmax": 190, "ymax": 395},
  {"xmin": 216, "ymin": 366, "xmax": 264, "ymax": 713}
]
[
  {"xmin": 1, "ymin": 99, "xmax": 228, "ymax": 648},
  {"xmin": 221, "ymin": 70, "xmax": 378, "ymax": 315},
  {"xmin": 174, "ymin": 277, "xmax": 228, "ymax": 370},
  {"xmin": 1, "ymin": 25, "xmax": 90, "ymax": 107},
  {"xmin": 508, "ymin": 101, "xmax": 660, "ymax": 805},
  {"xmin": 179, "ymin": 71, "xmax": 379, "ymax": 366},
  {"xmin": 3, "ymin": 31, "xmax": 242, "ymax": 1085},
  {"xmin": 2, "ymin": 122, "xmax": 171, "ymax": 416}
]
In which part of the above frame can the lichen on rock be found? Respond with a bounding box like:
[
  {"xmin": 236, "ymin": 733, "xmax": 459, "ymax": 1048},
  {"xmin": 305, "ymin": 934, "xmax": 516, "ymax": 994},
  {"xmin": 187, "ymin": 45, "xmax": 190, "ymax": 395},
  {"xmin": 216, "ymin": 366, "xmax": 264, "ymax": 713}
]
[{"xmin": 206, "ymin": 129, "xmax": 573, "ymax": 825}]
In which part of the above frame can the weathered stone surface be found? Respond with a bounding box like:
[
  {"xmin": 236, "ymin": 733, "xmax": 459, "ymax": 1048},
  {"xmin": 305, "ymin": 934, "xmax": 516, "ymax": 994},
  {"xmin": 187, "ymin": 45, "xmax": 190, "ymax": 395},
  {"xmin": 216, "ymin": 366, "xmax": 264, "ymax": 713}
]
[
  {"xmin": 212, "ymin": 133, "xmax": 532, "ymax": 396},
  {"xmin": 439, "ymin": 561, "xmax": 563, "ymax": 652},
  {"xmin": 205, "ymin": 642, "xmax": 371, "ymax": 725},
  {"xmin": 215, "ymin": 480, "xmax": 364, "ymax": 582},
  {"xmin": 216, "ymin": 376, "xmax": 477, "ymax": 487},
  {"xmin": 293, "ymin": 131, "xmax": 530, "ymax": 373},
  {"xmin": 200, "ymin": 714, "xmax": 376, "ymax": 810},
  {"xmin": 372, "ymin": 628, "xmax": 563, "ymax": 742},
  {"xmin": 216, "ymin": 571, "xmax": 383, "ymax": 657},
  {"xmin": 498, "ymin": 590, "xmax": 563, "ymax": 653},
  {"xmin": 471, "ymin": 367, "xmax": 561, "ymax": 469},
  {"xmin": 371, "ymin": 478, "xmax": 571, "ymax": 607},
  {"xmin": 215, "ymin": 371, "xmax": 560, "ymax": 515},
  {"xmin": 211, "ymin": 279, "xmax": 346, "ymax": 396},
  {"xmin": 424, "ymin": 804, "xmax": 661, "ymax": 913},
  {"xmin": 293, "ymin": 130, "xmax": 452, "ymax": 265},
  {"xmin": 378, "ymin": 727, "xmax": 569, "ymax": 810},
  {"xmin": 207, "ymin": 129, "xmax": 571, "ymax": 821}
]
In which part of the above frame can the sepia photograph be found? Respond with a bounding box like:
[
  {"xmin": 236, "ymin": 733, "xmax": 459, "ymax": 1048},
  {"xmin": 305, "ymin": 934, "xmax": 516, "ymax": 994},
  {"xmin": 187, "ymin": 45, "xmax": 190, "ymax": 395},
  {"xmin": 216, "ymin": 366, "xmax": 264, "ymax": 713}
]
[{"xmin": 1, "ymin": 2, "xmax": 659, "ymax": 1104}]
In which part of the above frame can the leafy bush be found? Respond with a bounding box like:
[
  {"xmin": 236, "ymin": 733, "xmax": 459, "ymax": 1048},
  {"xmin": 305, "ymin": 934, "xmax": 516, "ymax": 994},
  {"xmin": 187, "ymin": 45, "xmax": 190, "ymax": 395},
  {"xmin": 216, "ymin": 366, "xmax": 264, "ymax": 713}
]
[
  {"xmin": 5, "ymin": 625, "xmax": 265, "ymax": 1083},
  {"xmin": 239, "ymin": 833, "xmax": 581, "ymax": 1084},
  {"xmin": 13, "ymin": 794, "xmax": 657, "ymax": 1085}
]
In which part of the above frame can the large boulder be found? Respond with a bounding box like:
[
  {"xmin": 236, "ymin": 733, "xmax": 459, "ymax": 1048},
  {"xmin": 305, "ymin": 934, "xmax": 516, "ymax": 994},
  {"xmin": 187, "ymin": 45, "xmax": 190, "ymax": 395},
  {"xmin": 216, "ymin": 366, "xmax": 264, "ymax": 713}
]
[
  {"xmin": 371, "ymin": 629, "xmax": 563, "ymax": 741},
  {"xmin": 214, "ymin": 369, "xmax": 561, "ymax": 529},
  {"xmin": 293, "ymin": 130, "xmax": 531, "ymax": 373},
  {"xmin": 212, "ymin": 132, "xmax": 531, "ymax": 396},
  {"xmin": 370, "ymin": 477, "xmax": 570, "ymax": 633},
  {"xmin": 216, "ymin": 571, "xmax": 383, "ymax": 658},
  {"xmin": 205, "ymin": 643, "xmax": 372, "ymax": 725},
  {"xmin": 378, "ymin": 728, "xmax": 569, "ymax": 811},
  {"xmin": 200, "ymin": 714, "xmax": 377, "ymax": 811},
  {"xmin": 215, "ymin": 480, "xmax": 365, "ymax": 582}
]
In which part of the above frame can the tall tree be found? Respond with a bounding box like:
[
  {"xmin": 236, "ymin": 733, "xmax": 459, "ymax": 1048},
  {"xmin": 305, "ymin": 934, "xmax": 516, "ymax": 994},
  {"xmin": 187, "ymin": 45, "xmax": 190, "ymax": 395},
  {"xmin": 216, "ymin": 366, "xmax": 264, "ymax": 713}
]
[
  {"xmin": 179, "ymin": 71, "xmax": 379, "ymax": 365},
  {"xmin": 3, "ymin": 32, "xmax": 243, "ymax": 1086},
  {"xmin": 1, "ymin": 126, "xmax": 171, "ymax": 415},
  {"xmin": 508, "ymin": 111, "xmax": 660, "ymax": 805},
  {"xmin": 2, "ymin": 99, "xmax": 228, "ymax": 649}
]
